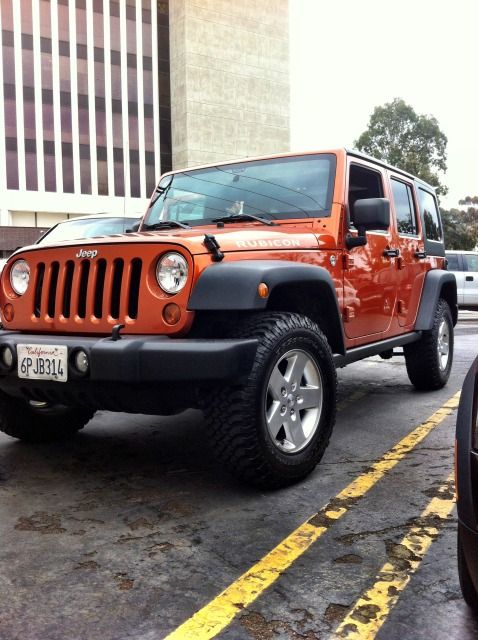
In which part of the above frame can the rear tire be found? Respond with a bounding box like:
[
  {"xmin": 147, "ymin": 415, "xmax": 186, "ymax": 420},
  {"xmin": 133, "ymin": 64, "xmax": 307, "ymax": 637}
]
[
  {"xmin": 203, "ymin": 312, "xmax": 337, "ymax": 488},
  {"xmin": 458, "ymin": 529, "xmax": 478, "ymax": 613},
  {"xmin": 0, "ymin": 390, "xmax": 95, "ymax": 442},
  {"xmin": 404, "ymin": 298, "xmax": 453, "ymax": 390}
]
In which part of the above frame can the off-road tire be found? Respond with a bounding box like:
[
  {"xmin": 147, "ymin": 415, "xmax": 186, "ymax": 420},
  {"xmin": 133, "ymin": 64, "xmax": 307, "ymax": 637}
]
[
  {"xmin": 404, "ymin": 298, "xmax": 453, "ymax": 390},
  {"xmin": 203, "ymin": 312, "xmax": 337, "ymax": 488},
  {"xmin": 458, "ymin": 529, "xmax": 478, "ymax": 613},
  {"xmin": 0, "ymin": 390, "xmax": 95, "ymax": 442}
]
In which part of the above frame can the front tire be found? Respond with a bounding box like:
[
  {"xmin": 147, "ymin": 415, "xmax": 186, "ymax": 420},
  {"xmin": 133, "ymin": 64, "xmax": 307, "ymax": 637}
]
[
  {"xmin": 0, "ymin": 390, "xmax": 95, "ymax": 442},
  {"xmin": 404, "ymin": 298, "xmax": 453, "ymax": 390},
  {"xmin": 204, "ymin": 312, "xmax": 337, "ymax": 488}
]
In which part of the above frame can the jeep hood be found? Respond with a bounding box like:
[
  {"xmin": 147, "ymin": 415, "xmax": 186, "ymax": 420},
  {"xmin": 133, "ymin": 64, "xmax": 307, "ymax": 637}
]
[{"xmin": 12, "ymin": 225, "xmax": 336, "ymax": 258}]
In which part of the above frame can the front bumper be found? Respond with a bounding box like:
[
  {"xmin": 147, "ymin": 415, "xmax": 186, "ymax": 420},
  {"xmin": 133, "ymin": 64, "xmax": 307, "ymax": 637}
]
[{"xmin": 0, "ymin": 330, "xmax": 258, "ymax": 412}]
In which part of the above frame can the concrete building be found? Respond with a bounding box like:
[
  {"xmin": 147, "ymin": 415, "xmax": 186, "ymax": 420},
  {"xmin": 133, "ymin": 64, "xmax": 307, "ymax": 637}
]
[{"xmin": 0, "ymin": 0, "xmax": 289, "ymax": 256}]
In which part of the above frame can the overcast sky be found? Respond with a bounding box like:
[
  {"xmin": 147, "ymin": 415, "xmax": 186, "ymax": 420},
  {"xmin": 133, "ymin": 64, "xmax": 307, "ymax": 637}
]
[{"xmin": 289, "ymin": 0, "xmax": 478, "ymax": 208}]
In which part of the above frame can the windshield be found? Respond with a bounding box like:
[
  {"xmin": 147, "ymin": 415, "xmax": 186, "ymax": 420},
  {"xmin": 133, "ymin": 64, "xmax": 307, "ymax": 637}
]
[
  {"xmin": 38, "ymin": 217, "xmax": 139, "ymax": 244},
  {"xmin": 142, "ymin": 153, "xmax": 336, "ymax": 229}
]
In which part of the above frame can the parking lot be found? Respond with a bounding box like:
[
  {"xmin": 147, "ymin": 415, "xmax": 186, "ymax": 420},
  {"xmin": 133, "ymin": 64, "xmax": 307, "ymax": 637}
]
[{"xmin": 1, "ymin": 312, "xmax": 478, "ymax": 640}]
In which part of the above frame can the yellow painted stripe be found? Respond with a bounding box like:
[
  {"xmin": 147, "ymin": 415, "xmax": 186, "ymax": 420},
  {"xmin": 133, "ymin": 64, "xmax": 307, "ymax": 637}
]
[
  {"xmin": 334, "ymin": 472, "xmax": 456, "ymax": 639},
  {"xmin": 164, "ymin": 392, "xmax": 460, "ymax": 640}
]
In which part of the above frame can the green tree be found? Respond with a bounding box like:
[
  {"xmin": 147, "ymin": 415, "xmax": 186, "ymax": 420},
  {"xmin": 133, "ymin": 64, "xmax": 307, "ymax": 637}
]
[
  {"xmin": 355, "ymin": 98, "xmax": 448, "ymax": 197},
  {"xmin": 441, "ymin": 207, "xmax": 477, "ymax": 250}
]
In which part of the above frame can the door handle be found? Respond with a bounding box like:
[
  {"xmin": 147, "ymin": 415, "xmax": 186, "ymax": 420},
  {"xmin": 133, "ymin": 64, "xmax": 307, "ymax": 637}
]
[
  {"xmin": 466, "ymin": 276, "xmax": 474, "ymax": 281},
  {"xmin": 383, "ymin": 248, "xmax": 400, "ymax": 258},
  {"xmin": 415, "ymin": 251, "xmax": 427, "ymax": 259}
]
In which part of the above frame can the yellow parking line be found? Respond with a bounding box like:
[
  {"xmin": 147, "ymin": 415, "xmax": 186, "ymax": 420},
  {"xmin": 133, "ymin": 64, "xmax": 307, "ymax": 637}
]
[
  {"xmin": 164, "ymin": 392, "xmax": 460, "ymax": 640},
  {"xmin": 334, "ymin": 472, "xmax": 456, "ymax": 639}
]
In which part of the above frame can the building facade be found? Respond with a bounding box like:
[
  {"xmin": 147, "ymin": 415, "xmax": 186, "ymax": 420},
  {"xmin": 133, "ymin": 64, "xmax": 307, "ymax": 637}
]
[{"xmin": 0, "ymin": 0, "xmax": 289, "ymax": 255}]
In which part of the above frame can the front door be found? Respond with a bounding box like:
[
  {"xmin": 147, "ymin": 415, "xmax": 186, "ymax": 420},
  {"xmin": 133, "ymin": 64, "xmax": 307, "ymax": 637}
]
[{"xmin": 343, "ymin": 162, "xmax": 397, "ymax": 340}]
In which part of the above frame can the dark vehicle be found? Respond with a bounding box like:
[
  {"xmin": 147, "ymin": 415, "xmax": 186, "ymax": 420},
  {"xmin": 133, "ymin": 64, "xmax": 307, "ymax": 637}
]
[{"xmin": 456, "ymin": 354, "xmax": 478, "ymax": 612}]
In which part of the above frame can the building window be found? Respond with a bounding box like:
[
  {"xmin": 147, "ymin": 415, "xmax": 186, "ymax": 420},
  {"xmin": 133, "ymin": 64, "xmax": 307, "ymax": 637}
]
[
  {"xmin": 62, "ymin": 142, "xmax": 74, "ymax": 193},
  {"xmin": 44, "ymin": 140, "xmax": 56, "ymax": 192},
  {"xmin": 79, "ymin": 144, "xmax": 91, "ymax": 194},
  {"xmin": 25, "ymin": 139, "xmax": 38, "ymax": 191},
  {"xmin": 5, "ymin": 137, "xmax": 19, "ymax": 190}
]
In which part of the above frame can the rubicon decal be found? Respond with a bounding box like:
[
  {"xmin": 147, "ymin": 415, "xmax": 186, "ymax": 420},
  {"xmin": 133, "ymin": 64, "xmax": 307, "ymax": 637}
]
[
  {"xmin": 76, "ymin": 249, "xmax": 98, "ymax": 259},
  {"xmin": 235, "ymin": 239, "xmax": 302, "ymax": 249}
]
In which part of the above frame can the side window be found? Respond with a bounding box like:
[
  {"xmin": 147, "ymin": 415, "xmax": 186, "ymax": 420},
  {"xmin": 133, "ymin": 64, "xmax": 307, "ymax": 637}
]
[
  {"xmin": 348, "ymin": 164, "xmax": 384, "ymax": 228},
  {"xmin": 418, "ymin": 189, "xmax": 442, "ymax": 241},
  {"xmin": 391, "ymin": 179, "xmax": 418, "ymax": 235},
  {"xmin": 446, "ymin": 254, "xmax": 460, "ymax": 271},
  {"xmin": 464, "ymin": 255, "xmax": 478, "ymax": 273}
]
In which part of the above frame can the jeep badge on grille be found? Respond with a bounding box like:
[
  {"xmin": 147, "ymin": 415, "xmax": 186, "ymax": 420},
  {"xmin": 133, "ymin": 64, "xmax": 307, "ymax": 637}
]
[{"xmin": 76, "ymin": 249, "xmax": 98, "ymax": 259}]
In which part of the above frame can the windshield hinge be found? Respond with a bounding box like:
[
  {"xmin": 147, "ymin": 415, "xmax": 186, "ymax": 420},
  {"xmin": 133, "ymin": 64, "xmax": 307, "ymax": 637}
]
[{"xmin": 203, "ymin": 234, "xmax": 224, "ymax": 262}]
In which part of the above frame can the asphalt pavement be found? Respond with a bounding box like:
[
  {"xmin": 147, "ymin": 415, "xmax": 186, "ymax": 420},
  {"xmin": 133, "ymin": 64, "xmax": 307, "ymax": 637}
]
[{"xmin": 1, "ymin": 312, "xmax": 478, "ymax": 640}]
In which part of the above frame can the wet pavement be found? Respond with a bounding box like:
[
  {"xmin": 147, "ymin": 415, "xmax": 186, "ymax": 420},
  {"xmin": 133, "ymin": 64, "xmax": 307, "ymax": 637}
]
[{"xmin": 1, "ymin": 312, "xmax": 478, "ymax": 639}]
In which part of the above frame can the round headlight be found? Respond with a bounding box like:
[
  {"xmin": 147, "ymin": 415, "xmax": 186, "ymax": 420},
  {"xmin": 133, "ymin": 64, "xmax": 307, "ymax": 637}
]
[
  {"xmin": 10, "ymin": 260, "xmax": 30, "ymax": 295},
  {"xmin": 156, "ymin": 252, "xmax": 188, "ymax": 294}
]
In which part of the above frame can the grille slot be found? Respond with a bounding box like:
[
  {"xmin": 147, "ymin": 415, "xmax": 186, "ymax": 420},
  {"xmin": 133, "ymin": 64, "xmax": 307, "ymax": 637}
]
[
  {"xmin": 47, "ymin": 262, "xmax": 60, "ymax": 318},
  {"xmin": 33, "ymin": 263, "xmax": 45, "ymax": 318},
  {"xmin": 110, "ymin": 259, "xmax": 124, "ymax": 319},
  {"xmin": 77, "ymin": 261, "xmax": 90, "ymax": 319},
  {"xmin": 62, "ymin": 261, "xmax": 74, "ymax": 318},
  {"xmin": 128, "ymin": 258, "xmax": 142, "ymax": 319},
  {"xmin": 31, "ymin": 257, "xmax": 142, "ymax": 324},
  {"xmin": 93, "ymin": 259, "xmax": 107, "ymax": 319}
]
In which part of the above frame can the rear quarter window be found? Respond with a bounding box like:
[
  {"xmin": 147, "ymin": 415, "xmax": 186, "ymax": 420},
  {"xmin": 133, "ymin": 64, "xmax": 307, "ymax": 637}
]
[
  {"xmin": 391, "ymin": 178, "xmax": 418, "ymax": 235},
  {"xmin": 418, "ymin": 188, "xmax": 442, "ymax": 241}
]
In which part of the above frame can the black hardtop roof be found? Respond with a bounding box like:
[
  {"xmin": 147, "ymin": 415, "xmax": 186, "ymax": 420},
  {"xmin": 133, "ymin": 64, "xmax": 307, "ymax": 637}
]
[{"xmin": 345, "ymin": 148, "xmax": 436, "ymax": 192}]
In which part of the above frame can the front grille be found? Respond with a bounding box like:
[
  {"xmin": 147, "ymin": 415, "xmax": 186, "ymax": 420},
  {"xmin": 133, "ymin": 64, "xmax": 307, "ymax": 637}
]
[{"xmin": 33, "ymin": 257, "xmax": 142, "ymax": 322}]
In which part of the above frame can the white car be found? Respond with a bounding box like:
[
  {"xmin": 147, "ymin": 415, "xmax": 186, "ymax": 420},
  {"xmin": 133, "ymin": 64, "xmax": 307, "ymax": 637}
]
[{"xmin": 446, "ymin": 250, "xmax": 478, "ymax": 310}]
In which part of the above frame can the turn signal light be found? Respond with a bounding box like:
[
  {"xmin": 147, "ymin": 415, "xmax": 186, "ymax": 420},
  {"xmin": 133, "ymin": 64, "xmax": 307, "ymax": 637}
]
[
  {"xmin": 3, "ymin": 304, "xmax": 14, "ymax": 322},
  {"xmin": 258, "ymin": 283, "xmax": 269, "ymax": 298},
  {"xmin": 163, "ymin": 303, "xmax": 181, "ymax": 325}
]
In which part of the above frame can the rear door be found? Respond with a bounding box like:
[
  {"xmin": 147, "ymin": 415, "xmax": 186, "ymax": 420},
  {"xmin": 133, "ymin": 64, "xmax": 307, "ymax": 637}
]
[
  {"xmin": 389, "ymin": 175, "xmax": 428, "ymax": 327},
  {"xmin": 463, "ymin": 253, "xmax": 478, "ymax": 307}
]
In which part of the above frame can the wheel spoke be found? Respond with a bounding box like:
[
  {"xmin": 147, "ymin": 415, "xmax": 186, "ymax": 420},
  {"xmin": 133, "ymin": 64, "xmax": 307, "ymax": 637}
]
[
  {"xmin": 285, "ymin": 415, "xmax": 307, "ymax": 449},
  {"xmin": 297, "ymin": 385, "xmax": 320, "ymax": 410},
  {"xmin": 266, "ymin": 401, "xmax": 284, "ymax": 439},
  {"xmin": 285, "ymin": 351, "xmax": 309, "ymax": 385},
  {"xmin": 268, "ymin": 364, "xmax": 287, "ymax": 401}
]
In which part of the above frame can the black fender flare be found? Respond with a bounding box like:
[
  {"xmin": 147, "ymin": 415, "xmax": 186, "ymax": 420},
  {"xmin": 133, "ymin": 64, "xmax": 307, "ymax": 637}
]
[
  {"xmin": 415, "ymin": 270, "xmax": 458, "ymax": 330},
  {"xmin": 188, "ymin": 260, "xmax": 345, "ymax": 354}
]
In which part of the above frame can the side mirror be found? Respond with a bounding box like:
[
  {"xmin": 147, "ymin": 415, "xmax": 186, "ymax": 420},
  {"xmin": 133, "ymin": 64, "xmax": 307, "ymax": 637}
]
[{"xmin": 346, "ymin": 198, "xmax": 390, "ymax": 249}]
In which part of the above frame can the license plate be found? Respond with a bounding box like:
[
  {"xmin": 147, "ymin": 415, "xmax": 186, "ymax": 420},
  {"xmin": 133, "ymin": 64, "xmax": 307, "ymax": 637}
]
[{"xmin": 17, "ymin": 344, "xmax": 68, "ymax": 382}]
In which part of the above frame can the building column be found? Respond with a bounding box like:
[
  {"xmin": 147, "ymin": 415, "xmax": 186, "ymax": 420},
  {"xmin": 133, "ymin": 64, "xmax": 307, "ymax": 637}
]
[{"xmin": 0, "ymin": 209, "xmax": 12, "ymax": 226}]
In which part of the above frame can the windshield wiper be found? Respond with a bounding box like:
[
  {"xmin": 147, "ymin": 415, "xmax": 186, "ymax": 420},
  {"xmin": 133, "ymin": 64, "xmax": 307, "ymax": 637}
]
[
  {"xmin": 143, "ymin": 220, "xmax": 191, "ymax": 231},
  {"xmin": 212, "ymin": 213, "xmax": 276, "ymax": 226}
]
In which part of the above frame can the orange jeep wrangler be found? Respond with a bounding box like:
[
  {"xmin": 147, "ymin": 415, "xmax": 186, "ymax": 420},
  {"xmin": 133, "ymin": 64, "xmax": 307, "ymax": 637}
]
[{"xmin": 0, "ymin": 149, "xmax": 457, "ymax": 487}]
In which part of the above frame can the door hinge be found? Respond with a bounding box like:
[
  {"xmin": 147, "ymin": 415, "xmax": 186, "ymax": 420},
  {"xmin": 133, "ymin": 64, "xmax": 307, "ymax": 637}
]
[{"xmin": 343, "ymin": 254, "xmax": 355, "ymax": 270}]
